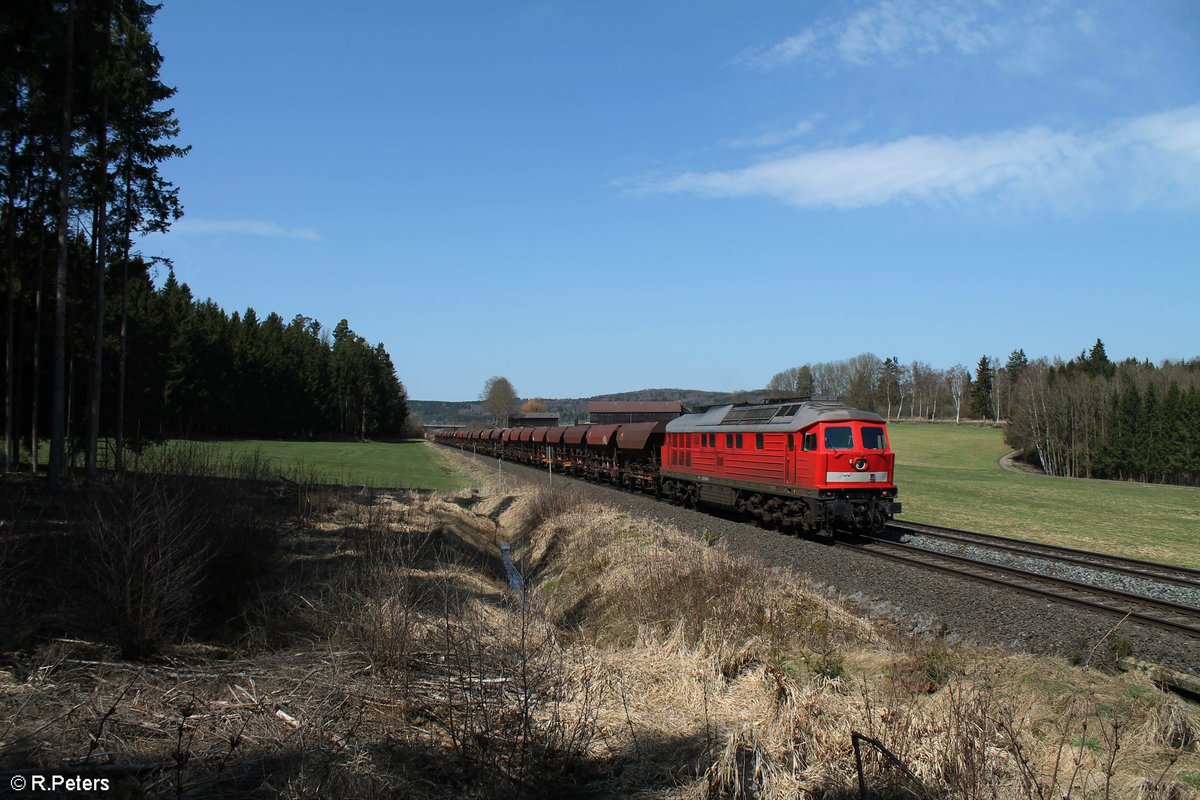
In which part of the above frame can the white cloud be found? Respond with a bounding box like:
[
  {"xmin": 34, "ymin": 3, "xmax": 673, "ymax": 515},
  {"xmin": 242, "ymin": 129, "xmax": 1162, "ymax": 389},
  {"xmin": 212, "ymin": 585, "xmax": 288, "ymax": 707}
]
[
  {"xmin": 172, "ymin": 218, "xmax": 321, "ymax": 241},
  {"xmin": 837, "ymin": 0, "xmax": 992, "ymax": 64},
  {"xmin": 648, "ymin": 105, "xmax": 1200, "ymax": 211},
  {"xmin": 741, "ymin": 0, "xmax": 1082, "ymax": 73},
  {"xmin": 726, "ymin": 117, "xmax": 818, "ymax": 149},
  {"xmin": 735, "ymin": 30, "xmax": 816, "ymax": 71}
]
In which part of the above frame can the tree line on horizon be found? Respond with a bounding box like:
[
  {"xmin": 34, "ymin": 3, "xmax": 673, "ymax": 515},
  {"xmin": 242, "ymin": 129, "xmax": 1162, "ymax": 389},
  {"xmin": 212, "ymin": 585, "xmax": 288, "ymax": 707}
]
[
  {"xmin": 1, "ymin": 1, "xmax": 410, "ymax": 482},
  {"xmin": 1005, "ymin": 341, "xmax": 1199, "ymax": 486},
  {"xmin": 766, "ymin": 341, "xmax": 1200, "ymax": 487},
  {"xmin": 123, "ymin": 271, "xmax": 410, "ymax": 442}
]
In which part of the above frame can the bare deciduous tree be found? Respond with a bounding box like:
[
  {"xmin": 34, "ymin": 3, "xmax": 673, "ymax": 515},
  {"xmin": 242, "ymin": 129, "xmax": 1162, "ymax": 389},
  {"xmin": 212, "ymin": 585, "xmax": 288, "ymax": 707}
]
[
  {"xmin": 481, "ymin": 376, "xmax": 517, "ymax": 427},
  {"xmin": 947, "ymin": 365, "xmax": 968, "ymax": 424}
]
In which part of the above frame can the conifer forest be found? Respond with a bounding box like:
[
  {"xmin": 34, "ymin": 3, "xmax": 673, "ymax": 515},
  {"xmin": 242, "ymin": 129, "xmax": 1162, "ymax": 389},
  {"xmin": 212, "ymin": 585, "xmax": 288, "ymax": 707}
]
[{"xmin": 1, "ymin": 1, "xmax": 409, "ymax": 483}]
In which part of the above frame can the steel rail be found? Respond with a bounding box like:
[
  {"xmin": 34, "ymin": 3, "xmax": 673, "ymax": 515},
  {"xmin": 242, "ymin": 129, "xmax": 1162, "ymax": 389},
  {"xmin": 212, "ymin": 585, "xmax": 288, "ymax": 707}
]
[
  {"xmin": 846, "ymin": 536, "xmax": 1200, "ymax": 640},
  {"xmin": 891, "ymin": 520, "xmax": 1200, "ymax": 588}
]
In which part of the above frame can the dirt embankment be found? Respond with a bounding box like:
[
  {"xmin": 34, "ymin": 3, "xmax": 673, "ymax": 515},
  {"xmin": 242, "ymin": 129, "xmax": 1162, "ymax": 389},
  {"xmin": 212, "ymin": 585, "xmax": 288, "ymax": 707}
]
[{"xmin": 2, "ymin": 478, "xmax": 1198, "ymax": 799}]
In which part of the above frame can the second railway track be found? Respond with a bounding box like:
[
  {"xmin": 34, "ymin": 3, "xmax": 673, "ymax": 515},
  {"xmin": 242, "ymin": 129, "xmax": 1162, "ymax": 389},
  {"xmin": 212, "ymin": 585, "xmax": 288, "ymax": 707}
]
[
  {"xmin": 889, "ymin": 519, "xmax": 1200, "ymax": 591},
  {"xmin": 846, "ymin": 529, "xmax": 1200, "ymax": 640}
]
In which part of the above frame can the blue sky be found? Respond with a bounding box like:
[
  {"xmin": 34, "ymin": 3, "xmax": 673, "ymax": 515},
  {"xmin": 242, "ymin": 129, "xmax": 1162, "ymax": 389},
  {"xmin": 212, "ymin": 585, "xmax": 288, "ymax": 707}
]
[{"xmin": 144, "ymin": 1, "xmax": 1200, "ymax": 401}]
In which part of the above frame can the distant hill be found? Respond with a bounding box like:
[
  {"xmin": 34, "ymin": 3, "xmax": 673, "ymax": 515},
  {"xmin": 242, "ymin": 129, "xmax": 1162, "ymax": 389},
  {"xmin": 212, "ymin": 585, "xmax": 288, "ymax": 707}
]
[{"xmin": 410, "ymin": 388, "xmax": 745, "ymax": 427}]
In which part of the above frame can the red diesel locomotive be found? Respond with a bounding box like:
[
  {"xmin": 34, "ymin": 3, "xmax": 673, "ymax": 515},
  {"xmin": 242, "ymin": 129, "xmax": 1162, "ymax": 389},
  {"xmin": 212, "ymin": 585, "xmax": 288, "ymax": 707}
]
[
  {"xmin": 435, "ymin": 397, "xmax": 901, "ymax": 534},
  {"xmin": 659, "ymin": 399, "xmax": 900, "ymax": 533}
]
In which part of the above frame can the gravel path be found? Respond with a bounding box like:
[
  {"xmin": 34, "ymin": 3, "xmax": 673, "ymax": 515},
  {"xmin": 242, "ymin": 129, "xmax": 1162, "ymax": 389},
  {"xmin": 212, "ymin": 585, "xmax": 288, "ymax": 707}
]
[{"xmin": 481, "ymin": 454, "xmax": 1200, "ymax": 675}]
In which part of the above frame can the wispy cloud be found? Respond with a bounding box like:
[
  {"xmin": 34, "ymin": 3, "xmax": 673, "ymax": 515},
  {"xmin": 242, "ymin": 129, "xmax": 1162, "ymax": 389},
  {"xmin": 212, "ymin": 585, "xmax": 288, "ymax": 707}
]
[
  {"xmin": 836, "ymin": 0, "xmax": 992, "ymax": 65},
  {"xmin": 734, "ymin": 30, "xmax": 817, "ymax": 71},
  {"xmin": 725, "ymin": 117, "xmax": 819, "ymax": 149},
  {"xmin": 738, "ymin": 0, "xmax": 1086, "ymax": 74},
  {"xmin": 646, "ymin": 105, "xmax": 1200, "ymax": 211},
  {"xmin": 172, "ymin": 218, "xmax": 321, "ymax": 241}
]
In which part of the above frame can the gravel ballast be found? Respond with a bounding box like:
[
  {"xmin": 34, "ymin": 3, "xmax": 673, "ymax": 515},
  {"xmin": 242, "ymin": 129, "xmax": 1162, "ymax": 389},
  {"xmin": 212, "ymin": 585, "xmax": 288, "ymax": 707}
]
[{"xmin": 899, "ymin": 532, "xmax": 1200, "ymax": 609}]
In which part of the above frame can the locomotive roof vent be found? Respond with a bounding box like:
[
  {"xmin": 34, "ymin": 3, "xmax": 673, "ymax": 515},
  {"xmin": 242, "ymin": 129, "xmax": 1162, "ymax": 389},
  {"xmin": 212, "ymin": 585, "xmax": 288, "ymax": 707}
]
[{"xmin": 721, "ymin": 405, "xmax": 781, "ymax": 425}]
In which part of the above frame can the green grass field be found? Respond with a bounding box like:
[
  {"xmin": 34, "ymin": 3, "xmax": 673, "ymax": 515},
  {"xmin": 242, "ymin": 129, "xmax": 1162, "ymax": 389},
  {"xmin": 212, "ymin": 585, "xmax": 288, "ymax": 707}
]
[
  {"xmin": 889, "ymin": 423, "xmax": 1200, "ymax": 569},
  {"xmin": 166, "ymin": 439, "xmax": 477, "ymax": 493}
]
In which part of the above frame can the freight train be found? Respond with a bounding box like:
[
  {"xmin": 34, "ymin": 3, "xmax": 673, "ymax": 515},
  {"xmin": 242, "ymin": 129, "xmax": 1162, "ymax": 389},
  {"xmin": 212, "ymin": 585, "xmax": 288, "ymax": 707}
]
[{"xmin": 434, "ymin": 397, "xmax": 901, "ymax": 534}]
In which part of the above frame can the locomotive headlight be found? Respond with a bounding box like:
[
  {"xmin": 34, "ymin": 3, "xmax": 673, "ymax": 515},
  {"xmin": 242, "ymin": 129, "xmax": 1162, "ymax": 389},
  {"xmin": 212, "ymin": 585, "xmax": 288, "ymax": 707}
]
[{"xmin": 853, "ymin": 457, "xmax": 868, "ymax": 471}]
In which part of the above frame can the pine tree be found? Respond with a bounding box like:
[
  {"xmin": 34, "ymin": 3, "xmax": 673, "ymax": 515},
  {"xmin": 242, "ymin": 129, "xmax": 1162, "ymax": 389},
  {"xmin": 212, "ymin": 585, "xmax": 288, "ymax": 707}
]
[
  {"xmin": 1005, "ymin": 349, "xmax": 1028, "ymax": 378},
  {"xmin": 1085, "ymin": 339, "xmax": 1114, "ymax": 378},
  {"xmin": 971, "ymin": 356, "xmax": 992, "ymax": 419}
]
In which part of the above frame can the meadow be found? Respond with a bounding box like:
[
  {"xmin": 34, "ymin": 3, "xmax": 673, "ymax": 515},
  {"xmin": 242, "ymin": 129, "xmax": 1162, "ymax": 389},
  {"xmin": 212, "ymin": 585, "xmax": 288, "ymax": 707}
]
[
  {"xmin": 889, "ymin": 422, "xmax": 1200, "ymax": 569},
  {"xmin": 143, "ymin": 438, "xmax": 478, "ymax": 493}
]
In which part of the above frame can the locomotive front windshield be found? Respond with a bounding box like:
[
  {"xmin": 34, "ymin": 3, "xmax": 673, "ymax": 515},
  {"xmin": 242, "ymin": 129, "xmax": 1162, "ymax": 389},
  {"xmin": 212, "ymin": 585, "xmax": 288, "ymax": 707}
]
[
  {"xmin": 824, "ymin": 426, "xmax": 854, "ymax": 450},
  {"xmin": 861, "ymin": 426, "xmax": 887, "ymax": 450}
]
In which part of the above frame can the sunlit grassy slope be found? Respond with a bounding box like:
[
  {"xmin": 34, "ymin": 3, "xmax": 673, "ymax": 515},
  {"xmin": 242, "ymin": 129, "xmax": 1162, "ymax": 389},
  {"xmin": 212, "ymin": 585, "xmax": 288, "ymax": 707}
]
[
  {"xmin": 888, "ymin": 423, "xmax": 1200, "ymax": 569},
  {"xmin": 202, "ymin": 439, "xmax": 477, "ymax": 493}
]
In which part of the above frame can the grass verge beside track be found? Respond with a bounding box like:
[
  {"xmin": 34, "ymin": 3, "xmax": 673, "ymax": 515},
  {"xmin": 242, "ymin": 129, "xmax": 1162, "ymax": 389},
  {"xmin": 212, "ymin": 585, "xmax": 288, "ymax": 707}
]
[
  {"xmin": 168, "ymin": 438, "xmax": 479, "ymax": 492},
  {"xmin": 889, "ymin": 423, "xmax": 1200, "ymax": 569}
]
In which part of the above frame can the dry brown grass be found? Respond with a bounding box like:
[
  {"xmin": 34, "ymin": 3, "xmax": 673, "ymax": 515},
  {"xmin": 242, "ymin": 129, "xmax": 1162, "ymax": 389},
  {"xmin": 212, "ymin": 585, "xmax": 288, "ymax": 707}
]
[
  {"xmin": 2, "ymin": 479, "xmax": 1198, "ymax": 799},
  {"xmin": 507, "ymin": 486, "xmax": 1200, "ymax": 799}
]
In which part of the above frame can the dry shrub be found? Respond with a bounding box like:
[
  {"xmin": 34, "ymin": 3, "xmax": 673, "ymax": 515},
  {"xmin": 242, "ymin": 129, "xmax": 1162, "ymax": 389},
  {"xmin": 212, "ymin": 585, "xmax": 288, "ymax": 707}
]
[
  {"xmin": 334, "ymin": 525, "xmax": 433, "ymax": 676},
  {"xmin": 888, "ymin": 631, "xmax": 960, "ymax": 695},
  {"xmin": 411, "ymin": 591, "xmax": 604, "ymax": 793},
  {"xmin": 83, "ymin": 471, "xmax": 215, "ymax": 659},
  {"xmin": 78, "ymin": 449, "xmax": 281, "ymax": 658}
]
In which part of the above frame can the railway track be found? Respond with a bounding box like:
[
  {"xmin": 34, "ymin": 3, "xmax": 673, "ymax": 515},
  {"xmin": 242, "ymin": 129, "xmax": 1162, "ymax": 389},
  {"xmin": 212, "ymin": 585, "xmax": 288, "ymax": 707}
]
[
  {"xmin": 846, "ymin": 528, "xmax": 1200, "ymax": 640},
  {"xmin": 888, "ymin": 519, "xmax": 1200, "ymax": 591}
]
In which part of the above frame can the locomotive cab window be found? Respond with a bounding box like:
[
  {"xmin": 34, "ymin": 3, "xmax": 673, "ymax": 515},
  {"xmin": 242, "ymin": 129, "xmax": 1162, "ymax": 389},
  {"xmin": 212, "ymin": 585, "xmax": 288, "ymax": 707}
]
[
  {"xmin": 824, "ymin": 426, "xmax": 854, "ymax": 450},
  {"xmin": 802, "ymin": 433, "xmax": 817, "ymax": 451},
  {"xmin": 861, "ymin": 426, "xmax": 887, "ymax": 450}
]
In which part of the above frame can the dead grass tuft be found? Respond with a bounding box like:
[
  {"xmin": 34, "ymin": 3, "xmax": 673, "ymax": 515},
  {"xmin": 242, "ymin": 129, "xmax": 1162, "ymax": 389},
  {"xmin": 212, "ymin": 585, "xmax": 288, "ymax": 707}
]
[{"xmin": 1146, "ymin": 696, "xmax": 1199, "ymax": 752}]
